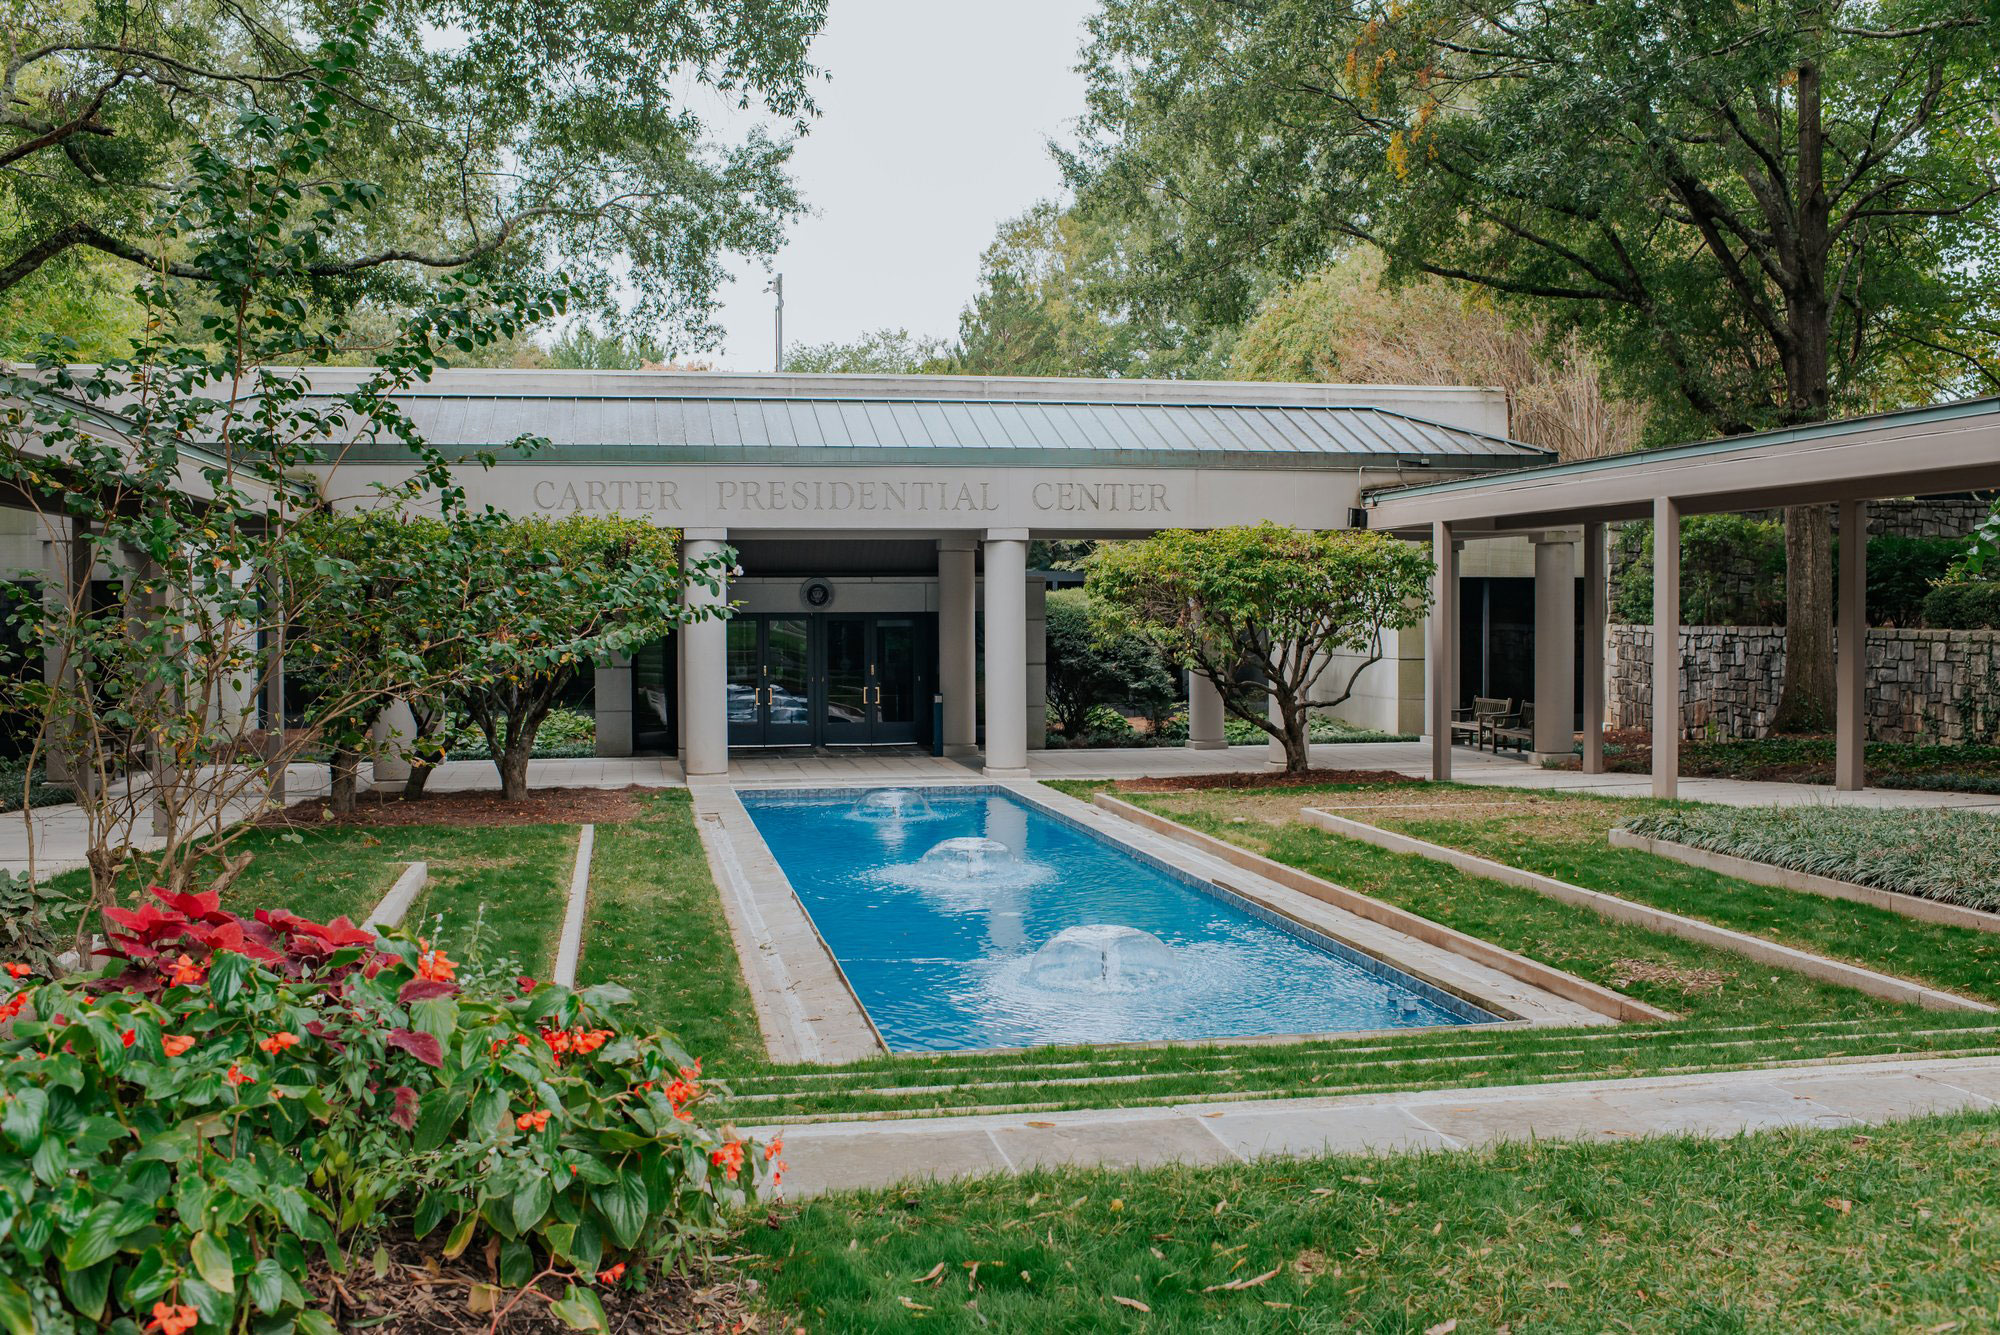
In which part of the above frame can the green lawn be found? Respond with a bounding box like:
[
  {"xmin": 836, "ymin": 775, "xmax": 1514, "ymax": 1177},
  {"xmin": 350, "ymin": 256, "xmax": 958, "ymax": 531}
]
[
  {"xmin": 576, "ymin": 791, "xmax": 764, "ymax": 1066},
  {"xmin": 1116, "ymin": 781, "xmax": 2000, "ymax": 1006},
  {"xmin": 746, "ymin": 1109, "xmax": 2000, "ymax": 1332}
]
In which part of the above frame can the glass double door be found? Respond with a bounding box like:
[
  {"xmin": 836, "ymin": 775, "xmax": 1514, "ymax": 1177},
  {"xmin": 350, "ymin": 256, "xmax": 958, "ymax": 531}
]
[{"xmin": 727, "ymin": 614, "xmax": 926, "ymax": 747}]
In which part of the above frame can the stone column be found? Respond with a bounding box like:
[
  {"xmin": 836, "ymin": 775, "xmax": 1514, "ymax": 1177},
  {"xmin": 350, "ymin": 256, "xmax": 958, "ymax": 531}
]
[
  {"xmin": 680, "ymin": 530, "xmax": 730, "ymax": 778},
  {"xmin": 937, "ymin": 538, "xmax": 978, "ymax": 757},
  {"xmin": 1186, "ymin": 673, "xmax": 1227, "ymax": 749},
  {"xmin": 981, "ymin": 531, "xmax": 1030, "ymax": 778},
  {"xmin": 370, "ymin": 698, "xmax": 417, "ymax": 786},
  {"xmin": 1652, "ymin": 497, "xmax": 1681, "ymax": 799},
  {"xmin": 1581, "ymin": 522, "xmax": 1608, "ymax": 774},
  {"xmin": 1428, "ymin": 522, "xmax": 1459, "ymax": 781},
  {"xmin": 1836, "ymin": 499, "xmax": 1868, "ymax": 791},
  {"xmin": 593, "ymin": 655, "xmax": 634, "ymax": 757},
  {"xmin": 1531, "ymin": 532, "xmax": 1577, "ymax": 762}
]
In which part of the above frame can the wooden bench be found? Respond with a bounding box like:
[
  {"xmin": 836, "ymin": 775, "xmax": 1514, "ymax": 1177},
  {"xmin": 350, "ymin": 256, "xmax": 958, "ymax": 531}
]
[
  {"xmin": 1491, "ymin": 701, "xmax": 1536, "ymax": 754},
  {"xmin": 1449, "ymin": 696, "xmax": 1512, "ymax": 749}
]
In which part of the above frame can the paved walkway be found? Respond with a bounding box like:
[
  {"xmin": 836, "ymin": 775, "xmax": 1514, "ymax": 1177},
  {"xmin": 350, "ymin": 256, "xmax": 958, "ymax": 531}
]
[
  {"xmin": 759, "ymin": 1054, "xmax": 2000, "ymax": 1197},
  {"xmin": 12, "ymin": 740, "xmax": 1995, "ymax": 880}
]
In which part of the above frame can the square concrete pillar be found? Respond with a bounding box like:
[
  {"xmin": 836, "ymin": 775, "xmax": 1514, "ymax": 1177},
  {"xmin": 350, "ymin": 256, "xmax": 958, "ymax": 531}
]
[
  {"xmin": 980, "ymin": 531, "xmax": 1030, "ymax": 778},
  {"xmin": 680, "ymin": 531, "xmax": 730, "ymax": 777},
  {"xmin": 1025, "ymin": 575, "xmax": 1047, "ymax": 751},
  {"xmin": 1427, "ymin": 522, "xmax": 1459, "ymax": 781},
  {"xmin": 1652, "ymin": 497, "xmax": 1681, "ymax": 799},
  {"xmin": 1187, "ymin": 672, "xmax": 1228, "ymax": 748},
  {"xmin": 593, "ymin": 655, "xmax": 634, "ymax": 757},
  {"xmin": 1581, "ymin": 523, "xmax": 1608, "ymax": 773},
  {"xmin": 1530, "ymin": 532, "xmax": 1577, "ymax": 762},
  {"xmin": 938, "ymin": 538, "xmax": 978, "ymax": 757},
  {"xmin": 1836, "ymin": 499, "xmax": 1867, "ymax": 791}
]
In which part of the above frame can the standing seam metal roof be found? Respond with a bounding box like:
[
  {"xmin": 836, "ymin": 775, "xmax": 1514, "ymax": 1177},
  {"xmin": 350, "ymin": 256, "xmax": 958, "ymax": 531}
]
[{"xmin": 324, "ymin": 394, "xmax": 1548, "ymax": 466}]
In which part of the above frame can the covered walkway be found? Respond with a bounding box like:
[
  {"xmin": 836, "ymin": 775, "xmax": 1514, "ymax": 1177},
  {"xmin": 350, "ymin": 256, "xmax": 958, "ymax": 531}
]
[{"xmin": 1365, "ymin": 396, "xmax": 2000, "ymax": 797}]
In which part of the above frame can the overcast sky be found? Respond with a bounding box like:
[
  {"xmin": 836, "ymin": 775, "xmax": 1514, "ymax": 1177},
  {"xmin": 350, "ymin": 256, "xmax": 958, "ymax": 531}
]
[{"xmin": 703, "ymin": 0, "xmax": 1097, "ymax": 371}]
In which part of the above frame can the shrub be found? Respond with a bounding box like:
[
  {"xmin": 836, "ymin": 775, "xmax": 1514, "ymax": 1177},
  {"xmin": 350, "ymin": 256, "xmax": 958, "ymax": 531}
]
[
  {"xmin": 1865, "ymin": 535, "xmax": 1966, "ymax": 626},
  {"xmin": 440, "ymin": 707, "xmax": 598, "ymax": 761},
  {"xmin": 0, "ymin": 888, "xmax": 771, "ymax": 1334},
  {"xmin": 1043, "ymin": 590, "xmax": 1179, "ymax": 737},
  {"xmin": 1612, "ymin": 515, "xmax": 1787, "ymax": 625},
  {"xmin": 1922, "ymin": 582, "xmax": 2000, "ymax": 630},
  {"xmin": 1619, "ymin": 805, "xmax": 2000, "ymax": 910}
]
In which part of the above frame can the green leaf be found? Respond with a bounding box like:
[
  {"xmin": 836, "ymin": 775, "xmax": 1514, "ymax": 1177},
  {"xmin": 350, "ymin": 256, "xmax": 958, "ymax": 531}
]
[
  {"xmin": 192, "ymin": 1230, "xmax": 236, "ymax": 1294},
  {"xmin": 62, "ymin": 1258, "xmax": 113, "ymax": 1322},
  {"xmin": 511, "ymin": 1175, "xmax": 553, "ymax": 1233},
  {"xmin": 548, "ymin": 1284, "xmax": 608, "ymax": 1334},
  {"xmin": 1, "ymin": 1087, "xmax": 47, "ymax": 1141},
  {"xmin": 442, "ymin": 1214, "xmax": 477, "ymax": 1260},
  {"xmin": 593, "ymin": 1176, "xmax": 648, "ymax": 1250},
  {"xmin": 0, "ymin": 1278, "xmax": 31, "ymax": 1335},
  {"xmin": 247, "ymin": 1257, "xmax": 284, "ymax": 1315},
  {"xmin": 62, "ymin": 1201, "xmax": 127, "ymax": 1269},
  {"xmin": 298, "ymin": 1309, "xmax": 339, "ymax": 1335}
]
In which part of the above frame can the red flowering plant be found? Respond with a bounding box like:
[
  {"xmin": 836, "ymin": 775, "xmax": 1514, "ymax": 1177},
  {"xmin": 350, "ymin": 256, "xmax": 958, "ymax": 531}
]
[{"xmin": 0, "ymin": 887, "xmax": 768, "ymax": 1335}]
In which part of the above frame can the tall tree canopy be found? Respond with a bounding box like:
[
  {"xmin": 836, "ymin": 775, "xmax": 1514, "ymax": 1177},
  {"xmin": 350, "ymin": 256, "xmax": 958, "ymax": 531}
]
[
  {"xmin": 1072, "ymin": 0, "xmax": 2000, "ymax": 728},
  {"xmin": 2, "ymin": 0, "xmax": 826, "ymax": 347}
]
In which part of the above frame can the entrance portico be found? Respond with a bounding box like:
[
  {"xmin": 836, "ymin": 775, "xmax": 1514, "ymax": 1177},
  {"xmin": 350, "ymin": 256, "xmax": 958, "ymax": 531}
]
[{"xmin": 314, "ymin": 369, "xmax": 1548, "ymax": 777}]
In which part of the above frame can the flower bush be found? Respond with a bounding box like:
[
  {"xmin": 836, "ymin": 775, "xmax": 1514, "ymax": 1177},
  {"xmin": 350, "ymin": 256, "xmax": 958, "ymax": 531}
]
[{"xmin": 0, "ymin": 888, "xmax": 772, "ymax": 1334}]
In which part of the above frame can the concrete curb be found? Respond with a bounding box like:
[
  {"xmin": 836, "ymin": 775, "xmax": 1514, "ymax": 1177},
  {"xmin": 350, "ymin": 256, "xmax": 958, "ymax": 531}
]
[
  {"xmin": 551, "ymin": 824, "xmax": 595, "ymax": 987},
  {"xmin": 362, "ymin": 861, "xmax": 428, "ymax": 931},
  {"xmin": 1609, "ymin": 828, "xmax": 2000, "ymax": 935},
  {"xmin": 1306, "ymin": 809, "xmax": 1995, "ymax": 1014},
  {"xmin": 1092, "ymin": 793, "xmax": 1672, "ymax": 1024}
]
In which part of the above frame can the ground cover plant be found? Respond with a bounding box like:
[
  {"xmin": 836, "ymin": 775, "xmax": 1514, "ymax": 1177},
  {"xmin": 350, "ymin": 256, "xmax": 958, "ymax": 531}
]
[
  {"xmin": 745, "ymin": 1109, "xmax": 2000, "ymax": 1332},
  {"xmin": 1579, "ymin": 732, "xmax": 2000, "ymax": 793},
  {"xmin": 1621, "ymin": 804, "xmax": 2000, "ymax": 911},
  {"xmin": 0, "ymin": 886, "xmax": 774, "ymax": 1334}
]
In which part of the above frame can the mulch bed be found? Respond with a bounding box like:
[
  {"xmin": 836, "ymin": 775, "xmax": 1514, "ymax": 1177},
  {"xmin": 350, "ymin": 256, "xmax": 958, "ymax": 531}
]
[
  {"xmin": 260, "ymin": 786, "xmax": 654, "ymax": 829},
  {"xmin": 319, "ymin": 1236, "xmax": 766, "ymax": 1334},
  {"xmin": 1113, "ymin": 768, "xmax": 1422, "ymax": 793}
]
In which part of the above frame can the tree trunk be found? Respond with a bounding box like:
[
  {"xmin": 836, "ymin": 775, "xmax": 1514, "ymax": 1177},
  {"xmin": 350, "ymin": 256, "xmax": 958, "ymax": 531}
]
[
  {"xmin": 402, "ymin": 765, "xmax": 432, "ymax": 800},
  {"xmin": 1773, "ymin": 505, "xmax": 1836, "ymax": 732},
  {"xmin": 497, "ymin": 742, "xmax": 532, "ymax": 801},
  {"xmin": 328, "ymin": 748, "xmax": 361, "ymax": 816}
]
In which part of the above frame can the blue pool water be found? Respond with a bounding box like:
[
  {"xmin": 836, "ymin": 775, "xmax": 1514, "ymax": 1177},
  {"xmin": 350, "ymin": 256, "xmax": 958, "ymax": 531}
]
[{"xmin": 739, "ymin": 787, "xmax": 1496, "ymax": 1052}]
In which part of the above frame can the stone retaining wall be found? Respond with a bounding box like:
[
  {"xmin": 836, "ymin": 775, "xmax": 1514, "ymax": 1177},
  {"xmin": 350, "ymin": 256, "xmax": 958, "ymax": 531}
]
[{"xmin": 1610, "ymin": 625, "xmax": 2000, "ymax": 743}]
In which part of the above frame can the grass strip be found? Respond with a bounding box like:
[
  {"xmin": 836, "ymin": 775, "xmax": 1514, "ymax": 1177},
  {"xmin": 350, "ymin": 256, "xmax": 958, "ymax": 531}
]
[
  {"xmin": 576, "ymin": 791, "xmax": 764, "ymax": 1067},
  {"xmin": 745, "ymin": 1109, "xmax": 2000, "ymax": 1332},
  {"xmin": 393, "ymin": 823, "xmax": 578, "ymax": 977}
]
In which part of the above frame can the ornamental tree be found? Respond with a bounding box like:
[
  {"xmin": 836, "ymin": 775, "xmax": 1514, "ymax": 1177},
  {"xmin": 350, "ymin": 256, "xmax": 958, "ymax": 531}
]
[
  {"xmin": 0, "ymin": 9, "xmax": 559, "ymax": 908},
  {"xmin": 283, "ymin": 513, "xmax": 487, "ymax": 816},
  {"xmin": 459, "ymin": 516, "xmax": 729, "ymax": 800},
  {"xmin": 1086, "ymin": 524, "xmax": 1433, "ymax": 771}
]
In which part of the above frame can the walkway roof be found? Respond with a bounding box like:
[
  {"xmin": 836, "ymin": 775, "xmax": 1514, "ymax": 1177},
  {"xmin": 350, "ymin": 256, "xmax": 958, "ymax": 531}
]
[{"xmin": 1366, "ymin": 395, "xmax": 2000, "ymax": 534}]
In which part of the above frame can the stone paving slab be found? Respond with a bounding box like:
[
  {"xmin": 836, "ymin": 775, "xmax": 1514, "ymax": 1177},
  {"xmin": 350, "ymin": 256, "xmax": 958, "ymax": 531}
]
[{"xmin": 757, "ymin": 1055, "xmax": 2000, "ymax": 1198}]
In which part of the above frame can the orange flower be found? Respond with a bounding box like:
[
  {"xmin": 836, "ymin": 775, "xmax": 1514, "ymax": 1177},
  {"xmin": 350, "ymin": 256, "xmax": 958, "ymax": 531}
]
[
  {"xmin": 572, "ymin": 1028, "xmax": 613, "ymax": 1055},
  {"xmin": 679, "ymin": 1059, "xmax": 702, "ymax": 1080},
  {"xmin": 257, "ymin": 1032, "xmax": 298, "ymax": 1055},
  {"xmin": 121, "ymin": 1029, "xmax": 136, "ymax": 1049},
  {"xmin": 596, "ymin": 1263, "xmax": 626, "ymax": 1284},
  {"xmin": 515, "ymin": 1108, "xmax": 551, "ymax": 1132},
  {"xmin": 224, "ymin": 1063, "xmax": 255, "ymax": 1087},
  {"xmin": 771, "ymin": 1159, "xmax": 787, "ymax": 1186},
  {"xmin": 147, "ymin": 1302, "xmax": 198, "ymax": 1335},
  {"xmin": 162, "ymin": 1034, "xmax": 196, "ymax": 1057},
  {"xmin": 415, "ymin": 944, "xmax": 457, "ymax": 983},
  {"xmin": 710, "ymin": 1140, "xmax": 745, "ymax": 1182},
  {"xmin": 167, "ymin": 954, "xmax": 205, "ymax": 987},
  {"xmin": 664, "ymin": 1078, "xmax": 698, "ymax": 1108},
  {"xmin": 764, "ymin": 1136, "xmax": 784, "ymax": 1162},
  {"xmin": 0, "ymin": 995, "xmax": 25, "ymax": 1024},
  {"xmin": 3, "ymin": 962, "xmax": 29, "ymax": 979}
]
